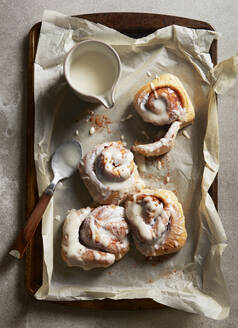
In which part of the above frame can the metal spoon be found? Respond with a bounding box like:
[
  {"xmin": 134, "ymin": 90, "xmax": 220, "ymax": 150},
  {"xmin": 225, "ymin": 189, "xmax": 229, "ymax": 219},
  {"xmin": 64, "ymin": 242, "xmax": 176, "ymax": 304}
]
[{"xmin": 9, "ymin": 139, "xmax": 82, "ymax": 259}]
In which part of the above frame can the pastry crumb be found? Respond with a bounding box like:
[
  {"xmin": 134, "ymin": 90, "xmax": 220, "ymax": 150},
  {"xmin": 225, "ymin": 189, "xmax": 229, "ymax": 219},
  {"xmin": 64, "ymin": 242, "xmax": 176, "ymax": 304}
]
[
  {"xmin": 166, "ymin": 176, "xmax": 170, "ymax": 183},
  {"xmin": 146, "ymin": 71, "xmax": 151, "ymax": 77},
  {"xmin": 120, "ymin": 135, "xmax": 125, "ymax": 140},
  {"xmin": 182, "ymin": 130, "xmax": 190, "ymax": 139},
  {"xmin": 89, "ymin": 126, "xmax": 95, "ymax": 135},
  {"xmin": 120, "ymin": 114, "xmax": 133, "ymax": 122}
]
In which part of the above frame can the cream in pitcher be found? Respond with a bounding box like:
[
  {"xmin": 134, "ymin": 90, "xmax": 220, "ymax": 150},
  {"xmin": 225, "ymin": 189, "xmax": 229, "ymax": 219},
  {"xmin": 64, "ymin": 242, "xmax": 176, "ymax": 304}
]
[{"xmin": 64, "ymin": 40, "xmax": 121, "ymax": 108}]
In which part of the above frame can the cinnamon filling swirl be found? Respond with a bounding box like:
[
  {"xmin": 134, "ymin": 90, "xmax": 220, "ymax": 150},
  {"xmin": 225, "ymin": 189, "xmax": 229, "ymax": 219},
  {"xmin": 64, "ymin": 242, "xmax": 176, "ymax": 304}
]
[
  {"xmin": 80, "ymin": 141, "xmax": 144, "ymax": 204},
  {"xmin": 125, "ymin": 189, "xmax": 187, "ymax": 257},
  {"xmin": 138, "ymin": 86, "xmax": 184, "ymax": 126},
  {"xmin": 80, "ymin": 205, "xmax": 129, "ymax": 260},
  {"xmin": 96, "ymin": 142, "xmax": 135, "ymax": 181},
  {"xmin": 146, "ymin": 87, "xmax": 182, "ymax": 124},
  {"xmin": 62, "ymin": 206, "xmax": 130, "ymax": 270},
  {"xmin": 132, "ymin": 74, "xmax": 195, "ymax": 157},
  {"xmin": 127, "ymin": 194, "xmax": 170, "ymax": 245}
]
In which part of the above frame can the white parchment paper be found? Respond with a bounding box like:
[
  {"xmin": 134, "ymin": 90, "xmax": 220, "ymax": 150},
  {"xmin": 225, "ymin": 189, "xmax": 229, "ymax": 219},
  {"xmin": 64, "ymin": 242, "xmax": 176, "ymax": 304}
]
[{"xmin": 33, "ymin": 10, "xmax": 235, "ymax": 320}]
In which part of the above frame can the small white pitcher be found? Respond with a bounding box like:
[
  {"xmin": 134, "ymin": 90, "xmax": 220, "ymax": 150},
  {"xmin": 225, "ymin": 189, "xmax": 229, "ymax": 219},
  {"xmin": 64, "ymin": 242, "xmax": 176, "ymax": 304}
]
[{"xmin": 64, "ymin": 40, "xmax": 121, "ymax": 109}]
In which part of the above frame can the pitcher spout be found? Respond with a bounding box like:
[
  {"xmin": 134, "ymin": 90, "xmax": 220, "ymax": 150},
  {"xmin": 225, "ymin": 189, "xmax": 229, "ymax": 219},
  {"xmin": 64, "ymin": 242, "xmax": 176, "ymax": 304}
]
[{"xmin": 97, "ymin": 92, "xmax": 115, "ymax": 109}]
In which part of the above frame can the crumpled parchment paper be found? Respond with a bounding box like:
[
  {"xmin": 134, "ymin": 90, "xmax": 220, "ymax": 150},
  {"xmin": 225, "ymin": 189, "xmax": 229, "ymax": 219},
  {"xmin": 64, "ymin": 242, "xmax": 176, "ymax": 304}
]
[{"xmin": 33, "ymin": 10, "xmax": 238, "ymax": 320}]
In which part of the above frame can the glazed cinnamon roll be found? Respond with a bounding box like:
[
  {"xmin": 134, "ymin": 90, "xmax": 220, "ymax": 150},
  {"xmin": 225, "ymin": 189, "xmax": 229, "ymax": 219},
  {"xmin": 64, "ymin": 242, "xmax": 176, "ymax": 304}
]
[
  {"xmin": 132, "ymin": 73, "xmax": 195, "ymax": 156},
  {"xmin": 125, "ymin": 189, "xmax": 187, "ymax": 257},
  {"xmin": 79, "ymin": 141, "xmax": 144, "ymax": 205},
  {"xmin": 61, "ymin": 205, "xmax": 130, "ymax": 270}
]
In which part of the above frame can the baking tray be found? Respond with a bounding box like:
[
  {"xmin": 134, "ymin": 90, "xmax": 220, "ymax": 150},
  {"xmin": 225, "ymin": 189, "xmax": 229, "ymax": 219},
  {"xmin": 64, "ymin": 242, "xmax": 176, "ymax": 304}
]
[{"xmin": 25, "ymin": 12, "xmax": 217, "ymax": 309}]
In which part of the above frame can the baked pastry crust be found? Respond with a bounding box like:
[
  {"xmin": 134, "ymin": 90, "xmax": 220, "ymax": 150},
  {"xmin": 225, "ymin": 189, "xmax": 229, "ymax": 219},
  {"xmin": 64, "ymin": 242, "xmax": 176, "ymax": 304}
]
[
  {"xmin": 79, "ymin": 141, "xmax": 144, "ymax": 205},
  {"xmin": 132, "ymin": 73, "xmax": 195, "ymax": 156},
  {"xmin": 125, "ymin": 189, "xmax": 187, "ymax": 257},
  {"xmin": 61, "ymin": 205, "xmax": 129, "ymax": 270}
]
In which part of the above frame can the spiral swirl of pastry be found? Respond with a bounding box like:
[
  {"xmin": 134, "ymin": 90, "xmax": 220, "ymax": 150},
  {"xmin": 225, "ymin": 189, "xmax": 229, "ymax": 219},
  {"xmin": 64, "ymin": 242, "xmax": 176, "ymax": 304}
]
[
  {"xmin": 132, "ymin": 73, "xmax": 195, "ymax": 157},
  {"xmin": 79, "ymin": 141, "xmax": 144, "ymax": 205},
  {"xmin": 125, "ymin": 189, "xmax": 187, "ymax": 257},
  {"xmin": 61, "ymin": 205, "xmax": 129, "ymax": 270},
  {"xmin": 98, "ymin": 142, "xmax": 134, "ymax": 181}
]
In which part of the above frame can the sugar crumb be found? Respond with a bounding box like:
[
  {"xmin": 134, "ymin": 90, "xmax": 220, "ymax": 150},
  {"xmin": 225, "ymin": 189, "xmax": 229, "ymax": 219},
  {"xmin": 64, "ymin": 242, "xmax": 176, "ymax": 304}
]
[
  {"xmin": 54, "ymin": 215, "xmax": 61, "ymax": 221},
  {"xmin": 89, "ymin": 126, "xmax": 95, "ymax": 135}
]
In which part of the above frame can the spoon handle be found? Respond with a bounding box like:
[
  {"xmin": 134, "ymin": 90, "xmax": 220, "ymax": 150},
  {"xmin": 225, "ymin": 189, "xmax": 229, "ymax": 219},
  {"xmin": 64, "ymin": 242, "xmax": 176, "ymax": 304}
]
[{"xmin": 9, "ymin": 191, "xmax": 53, "ymax": 259}]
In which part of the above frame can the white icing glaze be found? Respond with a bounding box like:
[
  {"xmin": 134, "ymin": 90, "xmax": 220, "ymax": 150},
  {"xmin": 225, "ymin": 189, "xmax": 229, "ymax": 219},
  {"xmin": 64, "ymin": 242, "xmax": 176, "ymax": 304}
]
[
  {"xmin": 136, "ymin": 86, "xmax": 183, "ymax": 127},
  {"xmin": 150, "ymin": 82, "xmax": 155, "ymax": 91},
  {"xmin": 61, "ymin": 208, "xmax": 116, "ymax": 270},
  {"xmin": 154, "ymin": 90, "xmax": 158, "ymax": 99},
  {"xmin": 126, "ymin": 201, "xmax": 153, "ymax": 241},
  {"xmin": 125, "ymin": 189, "xmax": 186, "ymax": 257},
  {"xmin": 80, "ymin": 141, "xmax": 144, "ymax": 204},
  {"xmin": 102, "ymin": 144, "xmax": 134, "ymax": 180},
  {"xmin": 133, "ymin": 121, "xmax": 181, "ymax": 156},
  {"xmin": 80, "ymin": 205, "xmax": 129, "ymax": 260},
  {"xmin": 126, "ymin": 193, "xmax": 170, "ymax": 244},
  {"xmin": 139, "ymin": 94, "xmax": 149, "ymax": 112},
  {"xmin": 150, "ymin": 97, "xmax": 170, "ymax": 125}
]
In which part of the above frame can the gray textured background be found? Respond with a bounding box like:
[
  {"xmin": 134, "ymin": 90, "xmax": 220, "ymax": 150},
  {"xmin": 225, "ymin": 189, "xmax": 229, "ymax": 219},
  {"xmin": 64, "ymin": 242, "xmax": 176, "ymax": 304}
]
[{"xmin": 0, "ymin": 1, "xmax": 237, "ymax": 327}]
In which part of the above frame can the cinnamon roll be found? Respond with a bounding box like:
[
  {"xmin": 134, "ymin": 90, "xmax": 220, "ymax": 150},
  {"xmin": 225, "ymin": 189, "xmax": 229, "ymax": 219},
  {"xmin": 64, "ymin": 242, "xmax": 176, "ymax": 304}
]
[
  {"xmin": 132, "ymin": 73, "xmax": 195, "ymax": 156},
  {"xmin": 61, "ymin": 205, "xmax": 130, "ymax": 270},
  {"xmin": 79, "ymin": 141, "xmax": 144, "ymax": 205},
  {"xmin": 125, "ymin": 189, "xmax": 187, "ymax": 257}
]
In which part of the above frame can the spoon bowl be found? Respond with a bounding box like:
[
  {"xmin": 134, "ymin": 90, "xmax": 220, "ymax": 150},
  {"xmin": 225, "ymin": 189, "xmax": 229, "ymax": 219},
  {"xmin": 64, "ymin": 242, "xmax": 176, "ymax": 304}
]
[
  {"xmin": 47, "ymin": 140, "xmax": 82, "ymax": 194},
  {"xmin": 9, "ymin": 139, "xmax": 82, "ymax": 259}
]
